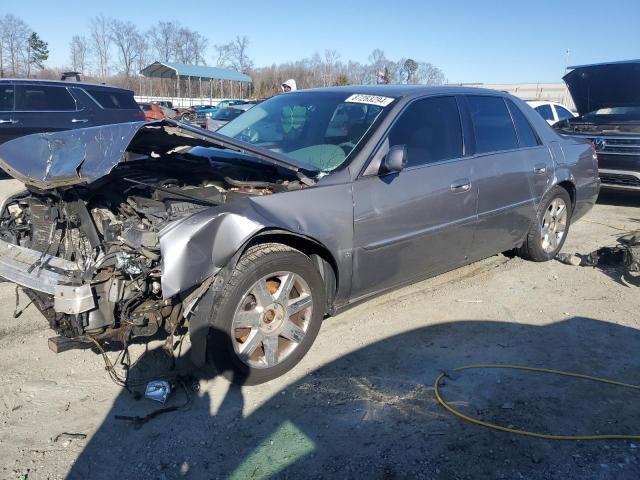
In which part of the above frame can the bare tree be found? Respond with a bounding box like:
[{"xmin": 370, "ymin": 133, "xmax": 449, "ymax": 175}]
[
  {"xmin": 174, "ymin": 27, "xmax": 207, "ymax": 65},
  {"xmin": 416, "ymin": 62, "xmax": 444, "ymax": 85},
  {"xmin": 109, "ymin": 19, "xmax": 140, "ymax": 78},
  {"xmin": 149, "ymin": 21, "xmax": 178, "ymax": 62},
  {"xmin": 90, "ymin": 14, "xmax": 112, "ymax": 78},
  {"xmin": 69, "ymin": 35, "xmax": 89, "ymax": 74},
  {"xmin": 1, "ymin": 14, "xmax": 30, "ymax": 76},
  {"xmin": 322, "ymin": 49, "xmax": 340, "ymax": 86},
  {"xmin": 213, "ymin": 42, "xmax": 233, "ymax": 67}
]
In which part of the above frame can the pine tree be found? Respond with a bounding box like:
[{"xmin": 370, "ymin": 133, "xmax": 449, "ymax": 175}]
[{"xmin": 27, "ymin": 32, "xmax": 49, "ymax": 75}]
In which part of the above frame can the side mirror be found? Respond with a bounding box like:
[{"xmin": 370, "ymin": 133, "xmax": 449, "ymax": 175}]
[{"xmin": 382, "ymin": 145, "xmax": 407, "ymax": 173}]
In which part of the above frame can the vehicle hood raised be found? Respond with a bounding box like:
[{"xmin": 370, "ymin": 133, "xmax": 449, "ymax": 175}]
[
  {"xmin": 563, "ymin": 61, "xmax": 640, "ymax": 116},
  {"xmin": 0, "ymin": 119, "xmax": 317, "ymax": 189}
]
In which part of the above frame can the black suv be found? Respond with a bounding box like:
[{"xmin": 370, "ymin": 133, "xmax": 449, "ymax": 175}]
[
  {"xmin": 555, "ymin": 60, "xmax": 640, "ymax": 192},
  {"xmin": 0, "ymin": 80, "xmax": 145, "ymax": 144}
]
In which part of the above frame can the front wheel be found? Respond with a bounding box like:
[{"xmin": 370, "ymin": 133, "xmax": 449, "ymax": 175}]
[
  {"xmin": 518, "ymin": 186, "xmax": 572, "ymax": 262},
  {"xmin": 204, "ymin": 243, "xmax": 326, "ymax": 385}
]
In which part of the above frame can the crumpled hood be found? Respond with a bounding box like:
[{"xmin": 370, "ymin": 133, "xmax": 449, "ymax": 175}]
[
  {"xmin": 0, "ymin": 119, "xmax": 317, "ymax": 189},
  {"xmin": 563, "ymin": 60, "xmax": 640, "ymax": 116},
  {"xmin": 0, "ymin": 122, "xmax": 146, "ymax": 189}
]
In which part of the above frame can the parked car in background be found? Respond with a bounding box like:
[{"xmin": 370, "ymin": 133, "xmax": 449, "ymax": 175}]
[
  {"xmin": 0, "ymin": 79, "xmax": 144, "ymax": 144},
  {"xmin": 193, "ymin": 99, "xmax": 249, "ymax": 126},
  {"xmin": 527, "ymin": 100, "xmax": 576, "ymax": 125},
  {"xmin": 178, "ymin": 104, "xmax": 214, "ymax": 122},
  {"xmin": 205, "ymin": 104, "xmax": 255, "ymax": 131},
  {"xmin": 139, "ymin": 102, "xmax": 165, "ymax": 121},
  {"xmin": 0, "ymin": 85, "xmax": 599, "ymax": 384},
  {"xmin": 555, "ymin": 60, "xmax": 640, "ymax": 192}
]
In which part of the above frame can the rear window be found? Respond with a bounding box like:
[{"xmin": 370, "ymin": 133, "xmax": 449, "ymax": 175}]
[
  {"xmin": 467, "ymin": 96, "xmax": 519, "ymax": 154},
  {"xmin": 0, "ymin": 85, "xmax": 14, "ymax": 111},
  {"xmin": 15, "ymin": 85, "xmax": 76, "ymax": 111},
  {"xmin": 506, "ymin": 99, "xmax": 540, "ymax": 148},
  {"xmin": 86, "ymin": 89, "xmax": 139, "ymax": 109},
  {"xmin": 140, "ymin": 104, "xmax": 152, "ymax": 111}
]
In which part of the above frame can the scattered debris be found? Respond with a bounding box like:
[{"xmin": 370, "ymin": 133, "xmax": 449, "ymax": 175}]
[
  {"xmin": 556, "ymin": 231, "xmax": 640, "ymax": 282},
  {"xmin": 556, "ymin": 253, "xmax": 583, "ymax": 266},
  {"xmin": 145, "ymin": 380, "xmax": 172, "ymax": 404}
]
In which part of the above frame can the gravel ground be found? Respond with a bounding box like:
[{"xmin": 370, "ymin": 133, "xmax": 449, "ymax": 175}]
[{"xmin": 0, "ymin": 178, "xmax": 639, "ymax": 480}]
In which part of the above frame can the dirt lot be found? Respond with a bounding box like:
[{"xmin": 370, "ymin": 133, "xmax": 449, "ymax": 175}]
[{"xmin": 0, "ymin": 178, "xmax": 639, "ymax": 480}]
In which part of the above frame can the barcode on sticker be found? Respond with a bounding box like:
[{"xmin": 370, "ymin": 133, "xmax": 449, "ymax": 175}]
[{"xmin": 345, "ymin": 94, "xmax": 394, "ymax": 107}]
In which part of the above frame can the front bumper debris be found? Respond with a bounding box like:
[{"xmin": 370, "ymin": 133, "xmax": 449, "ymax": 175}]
[{"xmin": 0, "ymin": 238, "xmax": 96, "ymax": 313}]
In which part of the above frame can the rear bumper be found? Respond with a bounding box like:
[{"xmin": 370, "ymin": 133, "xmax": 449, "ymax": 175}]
[{"xmin": 0, "ymin": 239, "xmax": 95, "ymax": 313}]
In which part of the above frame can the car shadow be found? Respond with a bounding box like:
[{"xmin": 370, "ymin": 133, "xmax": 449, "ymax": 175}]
[
  {"xmin": 67, "ymin": 316, "xmax": 640, "ymax": 479},
  {"xmin": 597, "ymin": 190, "xmax": 640, "ymax": 210}
]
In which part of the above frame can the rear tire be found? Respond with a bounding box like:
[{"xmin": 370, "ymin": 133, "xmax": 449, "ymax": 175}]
[
  {"xmin": 204, "ymin": 243, "xmax": 326, "ymax": 385},
  {"xmin": 518, "ymin": 186, "xmax": 572, "ymax": 262}
]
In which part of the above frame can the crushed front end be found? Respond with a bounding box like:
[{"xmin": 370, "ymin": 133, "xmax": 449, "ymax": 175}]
[{"xmin": 0, "ymin": 121, "xmax": 306, "ymax": 350}]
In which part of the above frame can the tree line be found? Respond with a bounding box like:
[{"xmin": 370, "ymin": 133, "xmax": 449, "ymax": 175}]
[{"xmin": 0, "ymin": 13, "xmax": 446, "ymax": 98}]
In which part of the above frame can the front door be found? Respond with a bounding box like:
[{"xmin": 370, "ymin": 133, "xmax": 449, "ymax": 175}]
[
  {"xmin": 14, "ymin": 84, "xmax": 80, "ymax": 137},
  {"xmin": 351, "ymin": 95, "xmax": 478, "ymax": 300}
]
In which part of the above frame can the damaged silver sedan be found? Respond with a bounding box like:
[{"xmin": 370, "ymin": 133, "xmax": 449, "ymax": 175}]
[{"xmin": 0, "ymin": 87, "xmax": 600, "ymax": 384}]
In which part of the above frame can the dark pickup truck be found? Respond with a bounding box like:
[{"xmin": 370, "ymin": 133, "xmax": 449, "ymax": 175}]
[
  {"xmin": 555, "ymin": 60, "xmax": 640, "ymax": 192},
  {"xmin": 0, "ymin": 79, "xmax": 145, "ymax": 144}
]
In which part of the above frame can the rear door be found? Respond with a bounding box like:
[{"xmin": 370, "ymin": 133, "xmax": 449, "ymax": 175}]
[
  {"xmin": 79, "ymin": 87, "xmax": 143, "ymax": 124},
  {"xmin": 14, "ymin": 84, "xmax": 79, "ymax": 136},
  {"xmin": 505, "ymin": 98, "xmax": 554, "ymax": 205},
  {"xmin": 0, "ymin": 84, "xmax": 16, "ymax": 144},
  {"xmin": 351, "ymin": 95, "xmax": 478, "ymax": 299},
  {"xmin": 463, "ymin": 95, "xmax": 538, "ymax": 260}
]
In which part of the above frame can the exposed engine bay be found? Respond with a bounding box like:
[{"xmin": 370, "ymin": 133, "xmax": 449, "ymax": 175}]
[{"xmin": 0, "ymin": 122, "xmax": 305, "ymax": 345}]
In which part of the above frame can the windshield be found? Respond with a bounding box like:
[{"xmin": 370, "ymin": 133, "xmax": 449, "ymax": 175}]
[
  {"xmin": 213, "ymin": 108, "xmax": 244, "ymax": 121},
  {"xmin": 217, "ymin": 92, "xmax": 391, "ymax": 172},
  {"xmin": 583, "ymin": 106, "xmax": 640, "ymax": 120}
]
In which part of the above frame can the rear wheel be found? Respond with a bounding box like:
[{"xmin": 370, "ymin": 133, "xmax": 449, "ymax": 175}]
[
  {"xmin": 205, "ymin": 243, "xmax": 326, "ymax": 385},
  {"xmin": 518, "ymin": 186, "xmax": 572, "ymax": 262}
]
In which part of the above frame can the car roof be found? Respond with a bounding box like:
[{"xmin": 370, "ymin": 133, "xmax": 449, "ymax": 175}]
[
  {"xmin": 299, "ymin": 84, "xmax": 505, "ymax": 99},
  {"xmin": 0, "ymin": 78, "xmax": 133, "ymax": 93}
]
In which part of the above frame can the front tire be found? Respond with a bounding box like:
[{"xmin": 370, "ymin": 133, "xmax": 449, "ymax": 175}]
[
  {"xmin": 205, "ymin": 243, "xmax": 326, "ymax": 385},
  {"xmin": 518, "ymin": 186, "xmax": 572, "ymax": 262}
]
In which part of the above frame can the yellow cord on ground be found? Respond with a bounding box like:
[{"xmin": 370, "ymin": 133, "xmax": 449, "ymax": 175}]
[{"xmin": 434, "ymin": 364, "xmax": 640, "ymax": 441}]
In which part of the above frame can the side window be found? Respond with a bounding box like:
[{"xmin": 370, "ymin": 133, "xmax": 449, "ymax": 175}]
[
  {"xmin": 534, "ymin": 104, "xmax": 554, "ymax": 121},
  {"xmin": 0, "ymin": 85, "xmax": 14, "ymax": 111},
  {"xmin": 15, "ymin": 85, "xmax": 76, "ymax": 111},
  {"xmin": 554, "ymin": 105, "xmax": 574, "ymax": 121},
  {"xmin": 85, "ymin": 89, "xmax": 139, "ymax": 109},
  {"xmin": 387, "ymin": 96, "xmax": 463, "ymax": 168},
  {"xmin": 505, "ymin": 99, "xmax": 541, "ymax": 148},
  {"xmin": 467, "ymin": 96, "xmax": 519, "ymax": 154}
]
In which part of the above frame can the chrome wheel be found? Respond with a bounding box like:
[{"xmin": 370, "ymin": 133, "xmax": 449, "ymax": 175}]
[
  {"xmin": 231, "ymin": 271, "xmax": 313, "ymax": 369},
  {"xmin": 540, "ymin": 197, "xmax": 568, "ymax": 253}
]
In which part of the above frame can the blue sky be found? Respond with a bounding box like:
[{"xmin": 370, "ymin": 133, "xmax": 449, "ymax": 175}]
[{"xmin": 7, "ymin": 0, "xmax": 640, "ymax": 83}]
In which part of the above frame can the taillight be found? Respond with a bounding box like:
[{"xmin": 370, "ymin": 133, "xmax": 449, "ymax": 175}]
[{"xmin": 590, "ymin": 142, "xmax": 599, "ymax": 173}]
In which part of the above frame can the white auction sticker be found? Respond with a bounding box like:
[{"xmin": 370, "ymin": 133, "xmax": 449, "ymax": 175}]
[{"xmin": 345, "ymin": 94, "xmax": 394, "ymax": 107}]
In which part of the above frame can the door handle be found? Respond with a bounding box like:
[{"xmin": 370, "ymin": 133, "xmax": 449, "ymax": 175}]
[
  {"xmin": 71, "ymin": 118, "xmax": 89, "ymax": 123},
  {"xmin": 450, "ymin": 179, "xmax": 471, "ymax": 193},
  {"xmin": 0, "ymin": 119, "xmax": 18, "ymax": 124},
  {"xmin": 534, "ymin": 165, "xmax": 547, "ymax": 174}
]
